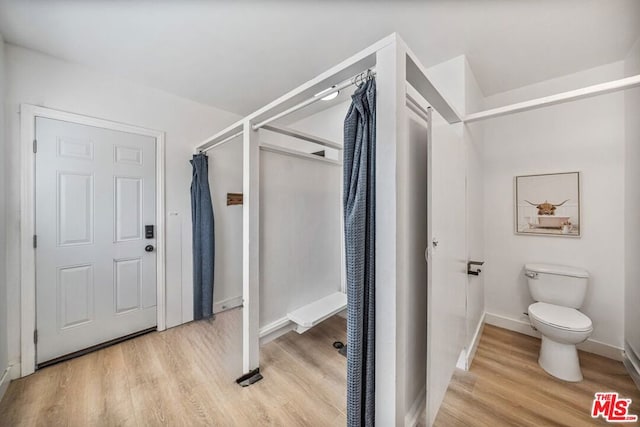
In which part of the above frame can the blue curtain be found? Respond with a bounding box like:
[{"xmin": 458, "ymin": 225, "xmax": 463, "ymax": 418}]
[
  {"xmin": 190, "ymin": 153, "xmax": 215, "ymax": 320},
  {"xmin": 344, "ymin": 78, "xmax": 376, "ymax": 427}
]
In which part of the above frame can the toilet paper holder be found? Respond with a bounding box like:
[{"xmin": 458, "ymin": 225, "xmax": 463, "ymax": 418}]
[{"xmin": 467, "ymin": 261, "xmax": 484, "ymax": 276}]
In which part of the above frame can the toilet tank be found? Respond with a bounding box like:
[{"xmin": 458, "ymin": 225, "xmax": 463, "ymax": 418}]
[{"xmin": 524, "ymin": 263, "xmax": 589, "ymax": 308}]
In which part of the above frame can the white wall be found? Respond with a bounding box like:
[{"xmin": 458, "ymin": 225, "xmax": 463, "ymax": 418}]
[
  {"xmin": 258, "ymin": 103, "xmax": 345, "ymax": 330},
  {"xmin": 483, "ymin": 61, "xmax": 627, "ymax": 353},
  {"xmin": 259, "ymin": 151, "xmax": 342, "ymax": 327},
  {"xmin": 0, "ymin": 34, "xmax": 10, "ymax": 397},
  {"xmin": 402, "ymin": 110, "xmax": 429, "ymax": 421},
  {"xmin": 4, "ymin": 44, "xmax": 240, "ymax": 368},
  {"xmin": 208, "ymin": 138, "xmax": 243, "ymax": 312},
  {"xmin": 624, "ymin": 37, "xmax": 640, "ymax": 367}
]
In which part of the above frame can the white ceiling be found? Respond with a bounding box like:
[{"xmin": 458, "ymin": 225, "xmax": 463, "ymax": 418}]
[{"xmin": 0, "ymin": 0, "xmax": 638, "ymax": 115}]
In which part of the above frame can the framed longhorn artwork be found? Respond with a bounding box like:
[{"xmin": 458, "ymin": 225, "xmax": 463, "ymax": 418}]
[{"xmin": 515, "ymin": 172, "xmax": 581, "ymax": 237}]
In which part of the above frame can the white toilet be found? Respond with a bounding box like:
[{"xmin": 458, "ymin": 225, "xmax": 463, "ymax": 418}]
[{"xmin": 524, "ymin": 263, "xmax": 593, "ymax": 382}]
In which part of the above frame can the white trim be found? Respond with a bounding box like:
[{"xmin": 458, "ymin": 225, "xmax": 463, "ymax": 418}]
[
  {"xmin": 456, "ymin": 350, "xmax": 467, "ymax": 370},
  {"xmin": 404, "ymin": 385, "xmax": 426, "ymax": 427},
  {"xmin": 374, "ymin": 39, "xmax": 405, "ymax": 426},
  {"xmin": 0, "ymin": 363, "xmax": 21, "ymax": 403},
  {"xmin": 484, "ymin": 312, "xmax": 624, "ymax": 361},
  {"xmin": 623, "ymin": 342, "xmax": 640, "ymax": 390},
  {"xmin": 242, "ymin": 120, "xmax": 260, "ymax": 375},
  {"xmin": 623, "ymin": 358, "xmax": 640, "ymax": 391},
  {"xmin": 464, "ymin": 312, "xmax": 486, "ymax": 370},
  {"xmin": 213, "ymin": 295, "xmax": 243, "ymax": 314},
  {"xmin": 0, "ymin": 366, "xmax": 12, "ymax": 402},
  {"xmin": 258, "ymin": 317, "xmax": 295, "ymax": 345},
  {"xmin": 19, "ymin": 104, "xmax": 167, "ymax": 377},
  {"xmin": 464, "ymin": 74, "xmax": 640, "ymax": 123}
]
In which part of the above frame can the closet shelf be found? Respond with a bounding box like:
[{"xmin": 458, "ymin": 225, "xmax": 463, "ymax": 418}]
[{"xmin": 287, "ymin": 292, "xmax": 347, "ymax": 334}]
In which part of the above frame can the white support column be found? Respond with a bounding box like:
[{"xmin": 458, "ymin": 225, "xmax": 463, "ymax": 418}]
[
  {"xmin": 375, "ymin": 37, "xmax": 408, "ymax": 426},
  {"xmin": 242, "ymin": 120, "xmax": 260, "ymax": 374}
]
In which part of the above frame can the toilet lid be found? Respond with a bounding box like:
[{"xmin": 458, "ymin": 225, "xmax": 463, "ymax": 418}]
[{"xmin": 528, "ymin": 302, "xmax": 593, "ymax": 332}]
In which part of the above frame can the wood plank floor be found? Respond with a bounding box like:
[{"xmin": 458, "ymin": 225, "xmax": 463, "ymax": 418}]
[
  {"xmin": 431, "ymin": 324, "xmax": 640, "ymax": 427},
  {"xmin": 4, "ymin": 315, "xmax": 638, "ymax": 426},
  {"xmin": 0, "ymin": 309, "xmax": 347, "ymax": 426}
]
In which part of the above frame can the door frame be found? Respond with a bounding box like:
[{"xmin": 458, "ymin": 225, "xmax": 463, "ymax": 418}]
[{"xmin": 19, "ymin": 104, "xmax": 167, "ymax": 376}]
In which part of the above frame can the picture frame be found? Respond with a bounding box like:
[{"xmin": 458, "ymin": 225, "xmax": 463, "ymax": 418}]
[{"xmin": 515, "ymin": 172, "xmax": 581, "ymax": 237}]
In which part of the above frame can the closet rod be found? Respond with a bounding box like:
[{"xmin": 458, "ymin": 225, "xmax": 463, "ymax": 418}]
[
  {"xmin": 260, "ymin": 143, "xmax": 342, "ymax": 166},
  {"xmin": 252, "ymin": 70, "xmax": 376, "ymax": 131},
  {"xmin": 199, "ymin": 130, "xmax": 244, "ymax": 153},
  {"xmin": 406, "ymin": 96, "xmax": 430, "ymax": 123},
  {"xmin": 262, "ymin": 124, "xmax": 343, "ymax": 150}
]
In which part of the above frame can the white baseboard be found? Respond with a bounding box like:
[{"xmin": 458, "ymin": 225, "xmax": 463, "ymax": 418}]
[
  {"xmin": 405, "ymin": 385, "xmax": 426, "ymax": 427},
  {"xmin": 485, "ymin": 312, "xmax": 624, "ymax": 361},
  {"xmin": 0, "ymin": 362, "xmax": 21, "ymax": 403},
  {"xmin": 456, "ymin": 349, "xmax": 466, "ymax": 370},
  {"xmin": 213, "ymin": 295, "xmax": 243, "ymax": 314},
  {"xmin": 465, "ymin": 312, "xmax": 486, "ymax": 370},
  {"xmin": 259, "ymin": 316, "xmax": 295, "ymax": 345},
  {"xmin": 456, "ymin": 313, "xmax": 486, "ymax": 371},
  {"xmin": 623, "ymin": 342, "xmax": 640, "ymax": 390}
]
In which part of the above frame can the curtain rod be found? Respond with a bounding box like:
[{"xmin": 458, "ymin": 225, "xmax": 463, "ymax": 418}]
[
  {"xmin": 199, "ymin": 130, "xmax": 244, "ymax": 153},
  {"xmin": 198, "ymin": 68, "xmax": 376, "ymax": 153},
  {"xmin": 252, "ymin": 70, "xmax": 376, "ymax": 131}
]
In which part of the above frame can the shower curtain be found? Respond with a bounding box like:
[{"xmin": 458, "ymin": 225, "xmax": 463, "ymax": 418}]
[
  {"xmin": 344, "ymin": 78, "xmax": 376, "ymax": 427},
  {"xmin": 190, "ymin": 153, "xmax": 215, "ymax": 320}
]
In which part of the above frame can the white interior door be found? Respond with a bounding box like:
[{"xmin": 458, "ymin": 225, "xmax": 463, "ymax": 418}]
[
  {"xmin": 426, "ymin": 114, "xmax": 467, "ymax": 425},
  {"xmin": 35, "ymin": 117, "xmax": 157, "ymax": 364}
]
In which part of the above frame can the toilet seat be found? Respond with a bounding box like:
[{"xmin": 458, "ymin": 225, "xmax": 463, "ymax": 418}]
[{"xmin": 528, "ymin": 302, "xmax": 592, "ymax": 332}]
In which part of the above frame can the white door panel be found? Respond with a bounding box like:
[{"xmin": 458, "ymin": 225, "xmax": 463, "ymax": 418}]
[
  {"xmin": 35, "ymin": 117, "xmax": 157, "ymax": 364},
  {"xmin": 427, "ymin": 114, "xmax": 467, "ymax": 425}
]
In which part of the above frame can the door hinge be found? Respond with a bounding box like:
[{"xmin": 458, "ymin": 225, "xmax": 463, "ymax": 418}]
[
  {"xmin": 33, "ymin": 330, "xmax": 38, "ymax": 344},
  {"xmin": 33, "ymin": 139, "xmax": 37, "ymax": 153},
  {"xmin": 33, "ymin": 235, "xmax": 37, "ymax": 249}
]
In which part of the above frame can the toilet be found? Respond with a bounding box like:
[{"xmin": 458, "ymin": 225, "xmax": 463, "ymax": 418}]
[{"xmin": 524, "ymin": 263, "xmax": 593, "ymax": 382}]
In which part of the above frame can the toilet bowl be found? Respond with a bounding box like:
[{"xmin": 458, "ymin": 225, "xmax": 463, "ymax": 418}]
[
  {"xmin": 524, "ymin": 263, "xmax": 593, "ymax": 382},
  {"xmin": 528, "ymin": 302, "xmax": 593, "ymax": 382}
]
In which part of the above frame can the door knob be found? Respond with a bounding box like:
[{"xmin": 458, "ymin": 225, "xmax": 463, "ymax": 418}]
[{"xmin": 145, "ymin": 245, "xmax": 155, "ymax": 252}]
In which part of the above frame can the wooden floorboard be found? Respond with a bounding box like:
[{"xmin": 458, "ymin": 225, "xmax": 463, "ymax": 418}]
[
  {"xmin": 0, "ymin": 309, "xmax": 347, "ymax": 427},
  {"xmin": 430, "ymin": 324, "xmax": 640, "ymax": 427},
  {"xmin": 4, "ymin": 315, "xmax": 637, "ymax": 426}
]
